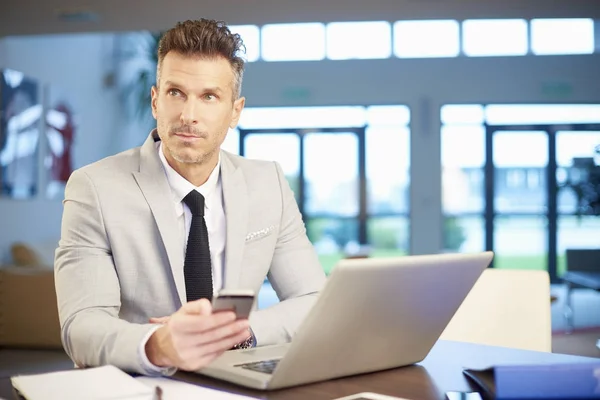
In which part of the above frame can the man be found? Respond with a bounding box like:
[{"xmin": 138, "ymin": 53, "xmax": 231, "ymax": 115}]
[{"xmin": 54, "ymin": 19, "xmax": 326, "ymax": 375}]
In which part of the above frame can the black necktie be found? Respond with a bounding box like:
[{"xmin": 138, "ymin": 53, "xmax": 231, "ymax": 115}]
[{"xmin": 182, "ymin": 190, "xmax": 213, "ymax": 302}]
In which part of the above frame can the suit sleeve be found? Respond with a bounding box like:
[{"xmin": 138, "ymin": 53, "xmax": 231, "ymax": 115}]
[
  {"xmin": 54, "ymin": 169, "xmax": 161, "ymax": 374},
  {"xmin": 248, "ymin": 162, "xmax": 327, "ymax": 346}
]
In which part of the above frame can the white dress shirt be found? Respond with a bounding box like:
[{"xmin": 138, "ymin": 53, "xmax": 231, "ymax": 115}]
[{"xmin": 138, "ymin": 141, "xmax": 227, "ymax": 374}]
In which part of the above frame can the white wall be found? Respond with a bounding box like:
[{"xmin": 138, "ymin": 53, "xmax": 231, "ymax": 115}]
[
  {"xmin": 0, "ymin": 33, "xmax": 121, "ymax": 263},
  {"xmin": 2, "ymin": 0, "xmax": 599, "ymax": 36},
  {"xmin": 0, "ymin": 39, "xmax": 6, "ymax": 66}
]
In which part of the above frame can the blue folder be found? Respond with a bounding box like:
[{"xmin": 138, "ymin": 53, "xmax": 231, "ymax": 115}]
[{"xmin": 463, "ymin": 362, "xmax": 600, "ymax": 400}]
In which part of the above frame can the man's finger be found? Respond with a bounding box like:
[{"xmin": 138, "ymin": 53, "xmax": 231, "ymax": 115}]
[
  {"xmin": 181, "ymin": 298, "xmax": 213, "ymax": 315},
  {"xmin": 193, "ymin": 319, "xmax": 250, "ymax": 346},
  {"xmin": 198, "ymin": 329, "xmax": 253, "ymax": 355},
  {"xmin": 173, "ymin": 311, "xmax": 238, "ymax": 334},
  {"xmin": 149, "ymin": 316, "xmax": 170, "ymax": 324}
]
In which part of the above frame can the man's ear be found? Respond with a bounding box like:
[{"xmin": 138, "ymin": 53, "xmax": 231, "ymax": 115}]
[
  {"xmin": 151, "ymin": 86, "xmax": 158, "ymax": 120},
  {"xmin": 229, "ymin": 96, "xmax": 246, "ymax": 129}
]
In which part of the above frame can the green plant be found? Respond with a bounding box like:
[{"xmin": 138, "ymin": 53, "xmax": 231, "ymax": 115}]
[
  {"xmin": 444, "ymin": 216, "xmax": 466, "ymax": 251},
  {"xmin": 118, "ymin": 31, "xmax": 162, "ymax": 125}
]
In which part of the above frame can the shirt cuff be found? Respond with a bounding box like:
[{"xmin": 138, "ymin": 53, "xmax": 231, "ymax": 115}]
[{"xmin": 138, "ymin": 325, "xmax": 177, "ymax": 376}]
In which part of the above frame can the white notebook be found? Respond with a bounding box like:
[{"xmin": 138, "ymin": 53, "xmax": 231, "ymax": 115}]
[{"xmin": 10, "ymin": 365, "xmax": 154, "ymax": 400}]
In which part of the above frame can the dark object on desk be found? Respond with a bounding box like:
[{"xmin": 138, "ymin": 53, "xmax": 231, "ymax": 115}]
[
  {"xmin": 463, "ymin": 363, "xmax": 600, "ymax": 400},
  {"xmin": 445, "ymin": 392, "xmax": 483, "ymax": 400},
  {"xmin": 562, "ymin": 249, "xmax": 600, "ymax": 331}
]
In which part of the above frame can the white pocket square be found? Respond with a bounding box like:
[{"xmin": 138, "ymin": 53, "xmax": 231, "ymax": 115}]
[{"xmin": 245, "ymin": 225, "xmax": 277, "ymax": 242}]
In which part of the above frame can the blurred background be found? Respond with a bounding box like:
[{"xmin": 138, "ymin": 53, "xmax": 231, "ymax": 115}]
[{"xmin": 0, "ymin": 0, "xmax": 599, "ymax": 351}]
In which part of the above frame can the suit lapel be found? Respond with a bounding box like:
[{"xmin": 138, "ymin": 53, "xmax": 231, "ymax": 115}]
[
  {"xmin": 221, "ymin": 151, "xmax": 248, "ymax": 289},
  {"xmin": 133, "ymin": 132, "xmax": 186, "ymax": 306}
]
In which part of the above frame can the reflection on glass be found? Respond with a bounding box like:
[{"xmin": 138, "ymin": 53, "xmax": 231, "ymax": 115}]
[
  {"xmin": 367, "ymin": 127, "xmax": 409, "ymax": 213},
  {"xmin": 306, "ymin": 218, "xmax": 359, "ymax": 274},
  {"xmin": 557, "ymin": 215, "xmax": 600, "ymax": 276},
  {"xmin": 443, "ymin": 216, "xmax": 484, "ymax": 253},
  {"xmin": 556, "ymin": 131, "xmax": 600, "ymax": 214},
  {"xmin": 494, "ymin": 215, "xmax": 547, "ymax": 271},
  {"xmin": 0, "ymin": 68, "xmax": 41, "ymax": 199},
  {"xmin": 493, "ymin": 131, "xmax": 548, "ymax": 213},
  {"xmin": 326, "ymin": 21, "xmax": 391, "ymax": 60},
  {"xmin": 367, "ymin": 217, "xmax": 409, "ymax": 254},
  {"xmin": 304, "ymin": 133, "xmax": 358, "ymax": 216},
  {"xmin": 441, "ymin": 125, "xmax": 485, "ymax": 213},
  {"xmin": 243, "ymin": 133, "xmax": 300, "ymax": 197}
]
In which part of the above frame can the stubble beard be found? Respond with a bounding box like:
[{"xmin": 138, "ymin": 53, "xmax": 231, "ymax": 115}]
[{"xmin": 167, "ymin": 140, "xmax": 216, "ymax": 165}]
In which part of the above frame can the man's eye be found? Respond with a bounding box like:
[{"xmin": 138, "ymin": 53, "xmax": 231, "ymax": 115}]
[{"xmin": 168, "ymin": 89, "xmax": 181, "ymax": 96}]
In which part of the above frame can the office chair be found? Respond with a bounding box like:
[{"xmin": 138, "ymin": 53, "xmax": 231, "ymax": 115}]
[
  {"xmin": 440, "ymin": 269, "xmax": 552, "ymax": 352},
  {"xmin": 562, "ymin": 248, "xmax": 600, "ymax": 332}
]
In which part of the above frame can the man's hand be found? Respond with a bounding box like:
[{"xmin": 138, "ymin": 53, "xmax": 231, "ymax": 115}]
[{"xmin": 145, "ymin": 298, "xmax": 250, "ymax": 371}]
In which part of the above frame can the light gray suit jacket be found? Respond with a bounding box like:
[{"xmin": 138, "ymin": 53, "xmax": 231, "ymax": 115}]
[{"xmin": 54, "ymin": 132, "xmax": 327, "ymax": 374}]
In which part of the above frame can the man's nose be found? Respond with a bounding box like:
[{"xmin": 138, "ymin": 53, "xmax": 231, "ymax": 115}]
[{"xmin": 180, "ymin": 99, "xmax": 199, "ymax": 125}]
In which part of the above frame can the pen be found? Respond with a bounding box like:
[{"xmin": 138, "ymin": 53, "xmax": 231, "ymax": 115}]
[{"xmin": 154, "ymin": 385, "xmax": 163, "ymax": 400}]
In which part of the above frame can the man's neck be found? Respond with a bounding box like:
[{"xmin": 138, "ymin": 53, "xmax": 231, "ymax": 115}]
[{"xmin": 164, "ymin": 151, "xmax": 218, "ymax": 187}]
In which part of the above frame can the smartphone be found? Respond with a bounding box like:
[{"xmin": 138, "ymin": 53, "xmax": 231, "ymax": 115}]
[{"xmin": 211, "ymin": 289, "xmax": 255, "ymax": 319}]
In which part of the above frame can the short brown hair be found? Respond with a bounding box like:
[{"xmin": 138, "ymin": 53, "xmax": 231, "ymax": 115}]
[{"xmin": 156, "ymin": 19, "xmax": 246, "ymax": 98}]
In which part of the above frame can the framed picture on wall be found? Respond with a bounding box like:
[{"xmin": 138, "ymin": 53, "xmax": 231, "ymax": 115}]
[
  {"xmin": 44, "ymin": 84, "xmax": 77, "ymax": 199},
  {"xmin": 0, "ymin": 68, "xmax": 42, "ymax": 199}
]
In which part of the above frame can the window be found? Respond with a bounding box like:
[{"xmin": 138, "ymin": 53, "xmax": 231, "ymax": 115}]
[
  {"xmin": 238, "ymin": 106, "xmax": 367, "ymax": 129},
  {"xmin": 326, "ymin": 21, "xmax": 391, "ymax": 60},
  {"xmin": 442, "ymin": 103, "xmax": 600, "ymax": 277},
  {"xmin": 393, "ymin": 20, "xmax": 460, "ymax": 58},
  {"xmin": 261, "ymin": 23, "xmax": 326, "ymax": 61},
  {"xmin": 486, "ymin": 104, "xmax": 600, "ymax": 125},
  {"xmin": 527, "ymin": 170, "xmax": 541, "ymax": 189},
  {"xmin": 530, "ymin": 18, "xmax": 594, "ymax": 55},
  {"xmin": 462, "ymin": 19, "xmax": 528, "ymax": 56},
  {"xmin": 238, "ymin": 105, "xmax": 410, "ymax": 273},
  {"xmin": 506, "ymin": 170, "xmax": 525, "ymax": 188},
  {"xmin": 221, "ymin": 128, "xmax": 239, "ymax": 154},
  {"xmin": 229, "ymin": 25, "xmax": 260, "ymax": 62}
]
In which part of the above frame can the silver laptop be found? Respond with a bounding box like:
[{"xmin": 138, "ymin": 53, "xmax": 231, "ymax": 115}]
[{"xmin": 197, "ymin": 251, "xmax": 494, "ymax": 390}]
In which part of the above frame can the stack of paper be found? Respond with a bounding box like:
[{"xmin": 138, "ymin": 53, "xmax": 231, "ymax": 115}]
[{"xmin": 10, "ymin": 365, "xmax": 154, "ymax": 400}]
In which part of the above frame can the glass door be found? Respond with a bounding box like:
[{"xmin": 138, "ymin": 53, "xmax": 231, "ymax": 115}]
[
  {"xmin": 442, "ymin": 104, "xmax": 600, "ymax": 282},
  {"xmin": 489, "ymin": 130, "xmax": 549, "ymax": 272},
  {"xmin": 556, "ymin": 130, "xmax": 600, "ymax": 276},
  {"xmin": 240, "ymin": 127, "xmax": 364, "ymax": 274}
]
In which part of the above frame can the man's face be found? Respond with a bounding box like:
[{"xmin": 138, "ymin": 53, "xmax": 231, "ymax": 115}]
[{"xmin": 151, "ymin": 51, "xmax": 245, "ymax": 166}]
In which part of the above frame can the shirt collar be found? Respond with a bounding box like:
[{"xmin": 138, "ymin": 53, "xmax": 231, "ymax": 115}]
[{"xmin": 157, "ymin": 141, "xmax": 221, "ymax": 210}]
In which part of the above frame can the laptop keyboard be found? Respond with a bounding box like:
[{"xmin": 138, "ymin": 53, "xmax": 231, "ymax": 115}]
[{"xmin": 235, "ymin": 359, "xmax": 280, "ymax": 374}]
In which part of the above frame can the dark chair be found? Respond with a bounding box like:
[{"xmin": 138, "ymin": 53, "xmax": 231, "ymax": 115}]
[{"xmin": 562, "ymin": 248, "xmax": 600, "ymax": 333}]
